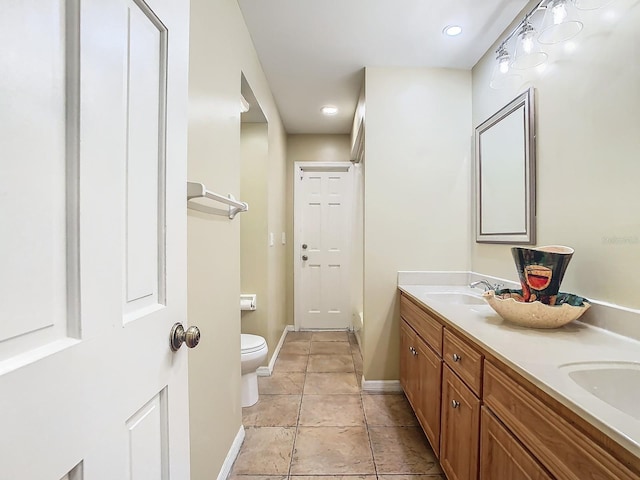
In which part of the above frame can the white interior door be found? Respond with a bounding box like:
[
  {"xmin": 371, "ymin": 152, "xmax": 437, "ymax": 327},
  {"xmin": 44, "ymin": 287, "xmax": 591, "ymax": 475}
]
[
  {"xmin": 0, "ymin": 0, "xmax": 191, "ymax": 478},
  {"xmin": 294, "ymin": 163, "xmax": 353, "ymax": 330}
]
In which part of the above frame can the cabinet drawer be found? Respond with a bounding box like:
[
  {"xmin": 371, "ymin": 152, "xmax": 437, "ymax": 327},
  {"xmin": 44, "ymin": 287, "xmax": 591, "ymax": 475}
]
[
  {"xmin": 400, "ymin": 294, "xmax": 443, "ymax": 354},
  {"xmin": 484, "ymin": 361, "xmax": 638, "ymax": 480},
  {"xmin": 443, "ymin": 328, "xmax": 483, "ymax": 396}
]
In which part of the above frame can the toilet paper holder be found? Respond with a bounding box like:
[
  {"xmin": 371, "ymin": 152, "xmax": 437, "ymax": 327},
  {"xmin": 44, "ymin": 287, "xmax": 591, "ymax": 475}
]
[{"xmin": 240, "ymin": 294, "xmax": 257, "ymax": 311}]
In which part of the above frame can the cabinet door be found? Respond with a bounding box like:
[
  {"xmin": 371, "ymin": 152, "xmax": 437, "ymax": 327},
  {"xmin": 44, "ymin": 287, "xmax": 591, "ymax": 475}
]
[
  {"xmin": 415, "ymin": 336, "xmax": 443, "ymax": 457},
  {"xmin": 400, "ymin": 320, "xmax": 416, "ymax": 405},
  {"xmin": 441, "ymin": 365, "xmax": 481, "ymax": 480},
  {"xmin": 480, "ymin": 407, "xmax": 552, "ymax": 480}
]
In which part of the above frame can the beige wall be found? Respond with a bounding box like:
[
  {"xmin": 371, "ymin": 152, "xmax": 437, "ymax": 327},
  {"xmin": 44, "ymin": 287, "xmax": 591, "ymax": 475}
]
[
  {"xmin": 471, "ymin": 0, "xmax": 640, "ymax": 308},
  {"xmin": 239, "ymin": 121, "xmax": 288, "ymax": 359},
  {"xmin": 187, "ymin": 0, "xmax": 287, "ymax": 478},
  {"xmin": 363, "ymin": 67, "xmax": 472, "ymax": 381},
  {"xmin": 266, "ymin": 125, "xmax": 288, "ymax": 353},
  {"xmin": 240, "ymin": 123, "xmax": 269, "ymax": 343},
  {"xmin": 287, "ymin": 134, "xmax": 352, "ymax": 162},
  {"xmin": 285, "ymin": 135, "xmax": 352, "ymax": 326}
]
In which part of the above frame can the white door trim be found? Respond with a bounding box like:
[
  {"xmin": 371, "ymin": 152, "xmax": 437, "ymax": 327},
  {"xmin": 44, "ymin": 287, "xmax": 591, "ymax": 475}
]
[{"xmin": 293, "ymin": 161, "xmax": 354, "ymax": 331}]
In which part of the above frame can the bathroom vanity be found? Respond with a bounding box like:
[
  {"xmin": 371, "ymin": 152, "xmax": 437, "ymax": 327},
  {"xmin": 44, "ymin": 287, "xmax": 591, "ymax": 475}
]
[{"xmin": 398, "ymin": 273, "xmax": 640, "ymax": 480}]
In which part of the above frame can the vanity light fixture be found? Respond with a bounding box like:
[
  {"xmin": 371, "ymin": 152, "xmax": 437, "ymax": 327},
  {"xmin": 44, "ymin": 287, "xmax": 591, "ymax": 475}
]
[
  {"xmin": 443, "ymin": 25, "xmax": 463, "ymax": 36},
  {"xmin": 489, "ymin": 45, "xmax": 523, "ymax": 90},
  {"xmin": 489, "ymin": 0, "xmax": 609, "ymax": 89},
  {"xmin": 512, "ymin": 21, "xmax": 548, "ymax": 69},
  {"xmin": 321, "ymin": 105, "xmax": 338, "ymax": 116},
  {"xmin": 538, "ymin": 0, "xmax": 583, "ymax": 44}
]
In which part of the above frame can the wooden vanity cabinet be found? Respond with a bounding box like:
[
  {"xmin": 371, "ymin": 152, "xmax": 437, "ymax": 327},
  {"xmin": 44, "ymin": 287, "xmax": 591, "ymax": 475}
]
[
  {"xmin": 399, "ymin": 291, "xmax": 640, "ymax": 480},
  {"xmin": 400, "ymin": 296, "xmax": 444, "ymax": 456},
  {"xmin": 483, "ymin": 361, "xmax": 639, "ymax": 480},
  {"xmin": 400, "ymin": 318, "xmax": 442, "ymax": 456},
  {"xmin": 480, "ymin": 407, "xmax": 552, "ymax": 480},
  {"xmin": 440, "ymin": 365, "xmax": 481, "ymax": 480}
]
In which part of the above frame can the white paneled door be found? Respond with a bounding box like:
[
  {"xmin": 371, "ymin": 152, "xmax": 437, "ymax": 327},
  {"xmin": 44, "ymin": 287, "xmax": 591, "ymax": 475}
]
[
  {"xmin": 0, "ymin": 0, "xmax": 191, "ymax": 478},
  {"xmin": 294, "ymin": 163, "xmax": 353, "ymax": 330}
]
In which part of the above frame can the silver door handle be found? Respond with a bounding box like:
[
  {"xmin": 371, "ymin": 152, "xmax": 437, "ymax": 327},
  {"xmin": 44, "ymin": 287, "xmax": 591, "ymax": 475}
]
[{"xmin": 170, "ymin": 323, "xmax": 201, "ymax": 351}]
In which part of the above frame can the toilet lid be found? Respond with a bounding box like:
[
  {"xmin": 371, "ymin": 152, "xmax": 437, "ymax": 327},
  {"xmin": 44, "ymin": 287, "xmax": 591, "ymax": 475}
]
[{"xmin": 241, "ymin": 334, "xmax": 267, "ymax": 354}]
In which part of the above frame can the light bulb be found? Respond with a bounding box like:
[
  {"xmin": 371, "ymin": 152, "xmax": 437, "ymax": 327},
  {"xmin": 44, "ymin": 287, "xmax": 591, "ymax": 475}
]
[
  {"xmin": 490, "ymin": 46, "xmax": 521, "ymax": 90},
  {"xmin": 512, "ymin": 22, "xmax": 548, "ymax": 70},
  {"xmin": 538, "ymin": 0, "xmax": 583, "ymax": 44},
  {"xmin": 522, "ymin": 35, "xmax": 534, "ymax": 54},
  {"xmin": 499, "ymin": 58, "xmax": 509, "ymax": 74},
  {"xmin": 552, "ymin": 2, "xmax": 568, "ymax": 24}
]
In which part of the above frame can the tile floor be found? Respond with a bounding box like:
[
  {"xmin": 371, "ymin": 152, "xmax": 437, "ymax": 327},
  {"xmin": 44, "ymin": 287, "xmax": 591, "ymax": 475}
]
[{"xmin": 230, "ymin": 331, "xmax": 444, "ymax": 480}]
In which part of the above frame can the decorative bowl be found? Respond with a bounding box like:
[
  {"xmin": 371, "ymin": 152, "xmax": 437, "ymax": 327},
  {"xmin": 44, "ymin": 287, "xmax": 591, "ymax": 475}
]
[
  {"xmin": 511, "ymin": 245, "xmax": 574, "ymax": 305},
  {"xmin": 483, "ymin": 288, "xmax": 590, "ymax": 329}
]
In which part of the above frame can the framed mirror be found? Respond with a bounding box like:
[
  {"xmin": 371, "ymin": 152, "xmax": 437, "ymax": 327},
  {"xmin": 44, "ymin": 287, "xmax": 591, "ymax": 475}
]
[{"xmin": 475, "ymin": 87, "xmax": 536, "ymax": 244}]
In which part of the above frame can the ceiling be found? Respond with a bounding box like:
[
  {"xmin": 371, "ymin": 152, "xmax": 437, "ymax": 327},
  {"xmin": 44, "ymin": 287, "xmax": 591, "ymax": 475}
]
[{"xmin": 237, "ymin": 0, "xmax": 530, "ymax": 134}]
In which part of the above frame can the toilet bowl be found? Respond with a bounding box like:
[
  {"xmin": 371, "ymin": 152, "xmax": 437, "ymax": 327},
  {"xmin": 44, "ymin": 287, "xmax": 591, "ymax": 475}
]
[{"xmin": 240, "ymin": 333, "xmax": 268, "ymax": 407}]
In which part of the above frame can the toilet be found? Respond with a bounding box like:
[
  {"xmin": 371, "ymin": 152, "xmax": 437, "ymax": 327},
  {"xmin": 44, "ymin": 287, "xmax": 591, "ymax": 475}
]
[{"xmin": 240, "ymin": 333, "xmax": 268, "ymax": 407}]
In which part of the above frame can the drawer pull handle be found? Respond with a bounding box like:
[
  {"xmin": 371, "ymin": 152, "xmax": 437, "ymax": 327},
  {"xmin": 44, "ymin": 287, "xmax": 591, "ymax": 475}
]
[
  {"xmin": 452, "ymin": 353, "xmax": 462, "ymax": 362},
  {"xmin": 451, "ymin": 400, "xmax": 460, "ymax": 409}
]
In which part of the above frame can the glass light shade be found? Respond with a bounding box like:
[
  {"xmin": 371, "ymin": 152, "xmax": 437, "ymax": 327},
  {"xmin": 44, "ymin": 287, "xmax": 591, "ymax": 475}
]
[
  {"xmin": 538, "ymin": 0, "xmax": 583, "ymax": 44},
  {"xmin": 490, "ymin": 48, "xmax": 522, "ymax": 90},
  {"xmin": 511, "ymin": 22, "xmax": 548, "ymax": 70},
  {"xmin": 572, "ymin": 0, "xmax": 614, "ymax": 10}
]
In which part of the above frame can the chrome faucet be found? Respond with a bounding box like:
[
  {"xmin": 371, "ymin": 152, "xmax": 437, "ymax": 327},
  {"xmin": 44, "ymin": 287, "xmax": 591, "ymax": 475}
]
[{"xmin": 469, "ymin": 280, "xmax": 502, "ymax": 292}]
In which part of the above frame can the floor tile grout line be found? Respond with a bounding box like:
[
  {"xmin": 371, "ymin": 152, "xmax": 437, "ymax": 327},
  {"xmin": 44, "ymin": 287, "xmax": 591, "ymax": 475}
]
[
  {"xmin": 287, "ymin": 338, "xmax": 309, "ymax": 478},
  {"xmin": 364, "ymin": 403, "xmax": 380, "ymax": 478}
]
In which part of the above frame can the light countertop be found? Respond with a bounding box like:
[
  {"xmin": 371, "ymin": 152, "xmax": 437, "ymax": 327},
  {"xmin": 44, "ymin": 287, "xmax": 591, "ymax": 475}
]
[{"xmin": 398, "ymin": 279, "xmax": 640, "ymax": 460}]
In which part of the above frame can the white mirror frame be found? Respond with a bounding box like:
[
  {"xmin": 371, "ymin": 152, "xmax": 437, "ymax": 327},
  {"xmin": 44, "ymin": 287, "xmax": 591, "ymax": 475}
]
[{"xmin": 475, "ymin": 88, "xmax": 536, "ymax": 244}]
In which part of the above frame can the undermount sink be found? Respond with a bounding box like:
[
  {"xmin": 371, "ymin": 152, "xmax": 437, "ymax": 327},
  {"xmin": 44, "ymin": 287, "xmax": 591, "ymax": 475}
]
[
  {"xmin": 424, "ymin": 292, "xmax": 486, "ymax": 306},
  {"xmin": 559, "ymin": 361, "xmax": 640, "ymax": 420}
]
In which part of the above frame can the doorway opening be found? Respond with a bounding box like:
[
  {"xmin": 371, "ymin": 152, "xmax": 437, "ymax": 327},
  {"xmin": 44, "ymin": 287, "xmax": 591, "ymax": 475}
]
[{"xmin": 293, "ymin": 162, "xmax": 356, "ymax": 330}]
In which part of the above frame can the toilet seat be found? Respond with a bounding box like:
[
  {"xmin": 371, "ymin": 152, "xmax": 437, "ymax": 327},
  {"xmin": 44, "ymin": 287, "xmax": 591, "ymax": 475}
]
[{"xmin": 241, "ymin": 333, "xmax": 267, "ymax": 354}]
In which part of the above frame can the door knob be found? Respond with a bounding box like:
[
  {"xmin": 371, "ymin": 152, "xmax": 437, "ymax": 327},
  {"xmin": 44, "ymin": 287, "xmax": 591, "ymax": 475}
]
[
  {"xmin": 451, "ymin": 400, "xmax": 461, "ymax": 409},
  {"xmin": 302, "ymin": 243, "xmax": 308, "ymax": 250},
  {"xmin": 170, "ymin": 322, "xmax": 201, "ymax": 351},
  {"xmin": 452, "ymin": 353, "xmax": 462, "ymax": 362},
  {"xmin": 302, "ymin": 255, "xmax": 308, "ymax": 261}
]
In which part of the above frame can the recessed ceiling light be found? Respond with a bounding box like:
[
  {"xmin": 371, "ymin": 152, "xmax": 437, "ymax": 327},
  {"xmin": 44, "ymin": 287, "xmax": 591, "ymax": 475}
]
[
  {"xmin": 321, "ymin": 105, "xmax": 338, "ymax": 116},
  {"xmin": 443, "ymin": 25, "xmax": 463, "ymax": 37}
]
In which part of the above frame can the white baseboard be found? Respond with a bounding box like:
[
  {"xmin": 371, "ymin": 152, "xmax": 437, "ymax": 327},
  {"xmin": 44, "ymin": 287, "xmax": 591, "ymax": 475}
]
[
  {"xmin": 361, "ymin": 378, "xmax": 403, "ymax": 393},
  {"xmin": 256, "ymin": 324, "xmax": 293, "ymax": 377},
  {"xmin": 354, "ymin": 330, "xmax": 362, "ymax": 351},
  {"xmin": 216, "ymin": 425, "xmax": 245, "ymax": 480}
]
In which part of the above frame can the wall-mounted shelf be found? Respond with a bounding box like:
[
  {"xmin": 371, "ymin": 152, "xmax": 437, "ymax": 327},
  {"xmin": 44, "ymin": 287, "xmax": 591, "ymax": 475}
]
[{"xmin": 187, "ymin": 182, "xmax": 249, "ymax": 219}]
